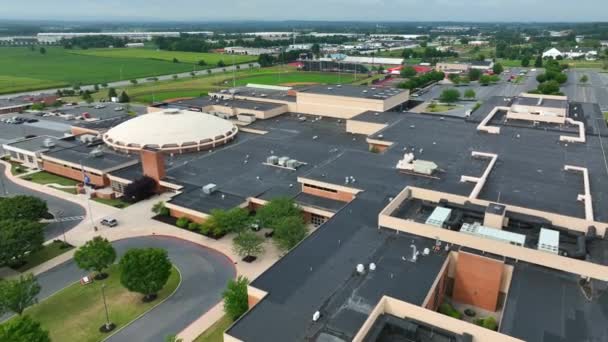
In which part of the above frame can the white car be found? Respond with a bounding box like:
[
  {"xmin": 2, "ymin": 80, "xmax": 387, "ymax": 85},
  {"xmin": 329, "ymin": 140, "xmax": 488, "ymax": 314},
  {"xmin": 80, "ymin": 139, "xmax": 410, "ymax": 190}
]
[
  {"xmin": 94, "ymin": 104, "xmax": 106, "ymax": 109},
  {"xmin": 114, "ymin": 107, "xmax": 124, "ymax": 111}
]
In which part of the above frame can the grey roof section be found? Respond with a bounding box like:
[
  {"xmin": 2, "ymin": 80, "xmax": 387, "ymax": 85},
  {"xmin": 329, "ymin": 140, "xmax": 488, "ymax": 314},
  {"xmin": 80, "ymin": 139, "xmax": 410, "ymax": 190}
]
[
  {"xmin": 0, "ymin": 97, "xmax": 32, "ymax": 109},
  {"xmin": 57, "ymin": 103, "xmax": 147, "ymax": 120},
  {"xmin": 4, "ymin": 135, "xmax": 75, "ymax": 153},
  {"xmin": 500, "ymin": 262, "xmax": 608, "ymax": 342},
  {"xmin": 350, "ymin": 110, "xmax": 405, "ymax": 125},
  {"xmin": 512, "ymin": 96, "xmax": 568, "ymax": 109},
  {"xmin": 299, "ymin": 84, "xmax": 407, "ymax": 100},
  {"xmin": 108, "ymin": 163, "xmax": 143, "ymax": 182},
  {"xmin": 293, "ymin": 192, "xmax": 346, "ymax": 212},
  {"xmin": 164, "ymin": 96, "xmax": 286, "ymax": 111},
  {"xmin": 44, "ymin": 144, "xmax": 137, "ymax": 171},
  {"xmin": 228, "ymin": 194, "xmax": 448, "ymax": 342},
  {"xmin": 225, "ymin": 86, "xmax": 296, "ymax": 103},
  {"xmin": 72, "ymin": 115, "xmax": 133, "ymax": 131},
  {"xmin": 168, "ymin": 186, "xmax": 246, "ymax": 214}
]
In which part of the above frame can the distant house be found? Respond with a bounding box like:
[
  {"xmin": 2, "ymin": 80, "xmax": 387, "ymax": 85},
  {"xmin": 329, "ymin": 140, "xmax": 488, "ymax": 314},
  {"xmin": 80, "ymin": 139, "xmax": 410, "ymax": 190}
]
[
  {"xmin": 542, "ymin": 47, "xmax": 598, "ymax": 60},
  {"xmin": 542, "ymin": 48, "xmax": 563, "ymax": 59}
]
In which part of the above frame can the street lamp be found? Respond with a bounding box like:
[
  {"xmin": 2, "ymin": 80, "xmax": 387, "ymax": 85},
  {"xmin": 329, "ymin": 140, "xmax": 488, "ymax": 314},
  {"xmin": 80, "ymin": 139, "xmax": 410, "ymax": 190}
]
[
  {"xmin": 55, "ymin": 209, "xmax": 67, "ymax": 246},
  {"xmin": 99, "ymin": 284, "xmax": 115, "ymax": 333}
]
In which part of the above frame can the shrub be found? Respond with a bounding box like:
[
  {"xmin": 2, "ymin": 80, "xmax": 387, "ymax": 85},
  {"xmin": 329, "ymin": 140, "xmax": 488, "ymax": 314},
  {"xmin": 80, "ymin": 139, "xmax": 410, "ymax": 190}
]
[
  {"xmin": 187, "ymin": 222, "xmax": 200, "ymax": 231},
  {"xmin": 176, "ymin": 217, "xmax": 190, "ymax": 228},
  {"xmin": 475, "ymin": 316, "xmax": 498, "ymax": 331},
  {"xmin": 439, "ymin": 302, "xmax": 462, "ymax": 319},
  {"xmin": 222, "ymin": 276, "xmax": 249, "ymax": 321}
]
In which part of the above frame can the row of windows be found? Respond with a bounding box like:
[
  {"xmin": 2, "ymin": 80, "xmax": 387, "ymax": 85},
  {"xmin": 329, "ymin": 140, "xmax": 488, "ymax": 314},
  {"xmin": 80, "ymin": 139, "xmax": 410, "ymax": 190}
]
[
  {"xmin": 303, "ymin": 183, "xmax": 338, "ymax": 194},
  {"xmin": 310, "ymin": 214, "xmax": 327, "ymax": 227}
]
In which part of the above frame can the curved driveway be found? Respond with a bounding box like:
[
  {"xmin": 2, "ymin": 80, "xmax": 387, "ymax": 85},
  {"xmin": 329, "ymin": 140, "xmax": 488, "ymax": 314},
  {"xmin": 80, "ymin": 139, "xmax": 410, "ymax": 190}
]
[
  {"xmin": 0, "ymin": 163, "xmax": 86, "ymax": 241},
  {"xmin": 16, "ymin": 236, "xmax": 236, "ymax": 341}
]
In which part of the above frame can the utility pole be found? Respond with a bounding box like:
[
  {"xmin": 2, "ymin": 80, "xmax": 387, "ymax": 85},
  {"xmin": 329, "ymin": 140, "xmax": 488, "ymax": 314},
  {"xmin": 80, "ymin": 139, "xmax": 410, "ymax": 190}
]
[
  {"xmin": 80, "ymin": 160, "xmax": 96, "ymax": 231},
  {"xmin": 99, "ymin": 284, "xmax": 115, "ymax": 332}
]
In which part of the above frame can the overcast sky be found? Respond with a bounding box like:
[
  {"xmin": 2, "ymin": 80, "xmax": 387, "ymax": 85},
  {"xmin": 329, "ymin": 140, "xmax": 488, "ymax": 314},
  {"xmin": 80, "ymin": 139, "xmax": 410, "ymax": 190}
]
[{"xmin": 2, "ymin": 0, "xmax": 607, "ymax": 22}]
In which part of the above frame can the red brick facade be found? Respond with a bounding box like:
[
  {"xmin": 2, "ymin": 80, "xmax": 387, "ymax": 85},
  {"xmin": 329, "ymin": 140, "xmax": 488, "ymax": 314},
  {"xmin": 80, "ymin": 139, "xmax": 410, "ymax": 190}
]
[
  {"xmin": 453, "ymin": 252, "xmax": 503, "ymax": 311},
  {"xmin": 302, "ymin": 184, "xmax": 355, "ymax": 203},
  {"xmin": 43, "ymin": 160, "xmax": 106, "ymax": 187}
]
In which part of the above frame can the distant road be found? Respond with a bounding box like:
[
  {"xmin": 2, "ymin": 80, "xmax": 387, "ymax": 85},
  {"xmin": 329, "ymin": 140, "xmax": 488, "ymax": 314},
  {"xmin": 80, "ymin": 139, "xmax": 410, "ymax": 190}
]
[{"xmin": 0, "ymin": 62, "xmax": 260, "ymax": 99}]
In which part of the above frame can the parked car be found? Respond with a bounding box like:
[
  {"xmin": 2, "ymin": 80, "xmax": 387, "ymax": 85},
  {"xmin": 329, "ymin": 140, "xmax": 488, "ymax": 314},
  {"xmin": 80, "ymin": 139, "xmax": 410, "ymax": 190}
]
[
  {"xmin": 100, "ymin": 218, "xmax": 118, "ymax": 227},
  {"xmin": 26, "ymin": 118, "xmax": 39, "ymax": 123},
  {"xmin": 114, "ymin": 107, "xmax": 124, "ymax": 111}
]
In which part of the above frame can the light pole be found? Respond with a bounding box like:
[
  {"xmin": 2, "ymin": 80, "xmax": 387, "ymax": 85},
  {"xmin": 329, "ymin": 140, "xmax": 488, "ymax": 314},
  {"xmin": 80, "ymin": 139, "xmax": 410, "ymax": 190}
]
[
  {"xmin": 55, "ymin": 209, "xmax": 67, "ymax": 246},
  {"xmin": 99, "ymin": 284, "xmax": 115, "ymax": 332}
]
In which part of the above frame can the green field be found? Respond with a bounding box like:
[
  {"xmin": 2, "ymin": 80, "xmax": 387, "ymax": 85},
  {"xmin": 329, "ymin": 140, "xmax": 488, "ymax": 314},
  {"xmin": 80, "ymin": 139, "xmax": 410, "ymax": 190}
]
[
  {"xmin": 25, "ymin": 171, "xmax": 80, "ymax": 187},
  {"xmin": 14, "ymin": 241, "xmax": 73, "ymax": 273},
  {"xmin": 193, "ymin": 315, "xmax": 233, "ymax": 342},
  {"xmin": 0, "ymin": 47, "xmax": 254, "ymax": 94},
  {"xmin": 71, "ymin": 48, "xmax": 257, "ymax": 65},
  {"xmin": 20, "ymin": 264, "xmax": 180, "ymax": 342},
  {"xmin": 234, "ymin": 71, "xmax": 367, "ymax": 86}
]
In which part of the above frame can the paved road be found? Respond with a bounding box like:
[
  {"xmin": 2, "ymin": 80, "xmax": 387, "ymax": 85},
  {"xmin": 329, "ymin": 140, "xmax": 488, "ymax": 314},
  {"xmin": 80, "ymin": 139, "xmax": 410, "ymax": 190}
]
[
  {"xmin": 2, "ymin": 236, "xmax": 236, "ymax": 341},
  {"xmin": 0, "ymin": 163, "xmax": 85, "ymax": 241},
  {"xmin": 0, "ymin": 62, "xmax": 260, "ymax": 99}
]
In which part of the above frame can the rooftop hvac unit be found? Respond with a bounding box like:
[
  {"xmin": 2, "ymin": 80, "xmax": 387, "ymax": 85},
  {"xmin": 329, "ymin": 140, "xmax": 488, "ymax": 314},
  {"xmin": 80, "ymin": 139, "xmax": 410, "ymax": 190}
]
[
  {"xmin": 266, "ymin": 155, "xmax": 279, "ymax": 165},
  {"xmin": 425, "ymin": 207, "xmax": 452, "ymax": 227},
  {"xmin": 42, "ymin": 138, "xmax": 55, "ymax": 148},
  {"xmin": 202, "ymin": 183, "xmax": 218, "ymax": 195},
  {"xmin": 538, "ymin": 228, "xmax": 560, "ymax": 254},
  {"xmin": 286, "ymin": 159, "xmax": 299, "ymax": 169},
  {"xmin": 460, "ymin": 222, "xmax": 526, "ymax": 247},
  {"xmin": 164, "ymin": 108, "xmax": 180, "ymax": 115},
  {"xmin": 89, "ymin": 148, "xmax": 104, "ymax": 158},
  {"xmin": 278, "ymin": 156, "xmax": 290, "ymax": 167}
]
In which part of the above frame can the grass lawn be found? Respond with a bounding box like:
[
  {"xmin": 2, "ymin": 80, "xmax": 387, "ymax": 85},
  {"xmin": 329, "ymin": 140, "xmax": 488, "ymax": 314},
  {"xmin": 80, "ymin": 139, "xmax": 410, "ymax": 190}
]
[
  {"xmin": 20, "ymin": 264, "xmax": 180, "ymax": 342},
  {"xmin": 428, "ymin": 104, "xmax": 458, "ymax": 113},
  {"xmin": 71, "ymin": 48, "xmax": 257, "ymax": 66},
  {"xmin": 233, "ymin": 71, "xmax": 367, "ymax": 87},
  {"xmin": 8, "ymin": 161, "xmax": 26, "ymax": 175},
  {"xmin": 0, "ymin": 47, "xmax": 195, "ymax": 94},
  {"xmin": 13, "ymin": 241, "xmax": 73, "ymax": 273},
  {"xmin": 25, "ymin": 171, "xmax": 80, "ymax": 187},
  {"xmin": 92, "ymin": 197, "xmax": 131, "ymax": 209},
  {"xmin": 603, "ymin": 112, "xmax": 608, "ymax": 122},
  {"xmin": 193, "ymin": 315, "xmax": 233, "ymax": 342}
]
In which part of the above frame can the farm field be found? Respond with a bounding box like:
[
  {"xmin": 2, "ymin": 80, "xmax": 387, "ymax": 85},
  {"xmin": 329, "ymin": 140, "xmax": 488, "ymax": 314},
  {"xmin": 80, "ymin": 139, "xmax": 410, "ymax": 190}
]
[
  {"xmin": 0, "ymin": 47, "xmax": 254, "ymax": 94},
  {"xmin": 70, "ymin": 48, "xmax": 257, "ymax": 65}
]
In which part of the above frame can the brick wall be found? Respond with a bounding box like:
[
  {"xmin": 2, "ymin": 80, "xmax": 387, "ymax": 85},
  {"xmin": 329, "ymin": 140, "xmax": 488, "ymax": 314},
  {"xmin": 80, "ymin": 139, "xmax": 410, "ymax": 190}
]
[
  {"xmin": 452, "ymin": 252, "xmax": 503, "ymax": 311},
  {"xmin": 169, "ymin": 208, "xmax": 206, "ymax": 224},
  {"xmin": 43, "ymin": 160, "xmax": 106, "ymax": 187},
  {"xmin": 302, "ymin": 184, "xmax": 354, "ymax": 203}
]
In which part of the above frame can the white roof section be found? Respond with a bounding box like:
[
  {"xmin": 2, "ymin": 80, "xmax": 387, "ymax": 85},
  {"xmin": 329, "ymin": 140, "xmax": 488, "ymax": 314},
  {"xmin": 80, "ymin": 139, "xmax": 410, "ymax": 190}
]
[
  {"xmin": 538, "ymin": 228, "xmax": 560, "ymax": 254},
  {"xmin": 460, "ymin": 222, "xmax": 526, "ymax": 247},
  {"xmin": 425, "ymin": 207, "xmax": 452, "ymax": 227},
  {"xmin": 103, "ymin": 109, "xmax": 237, "ymax": 151},
  {"xmin": 342, "ymin": 56, "xmax": 404, "ymax": 65}
]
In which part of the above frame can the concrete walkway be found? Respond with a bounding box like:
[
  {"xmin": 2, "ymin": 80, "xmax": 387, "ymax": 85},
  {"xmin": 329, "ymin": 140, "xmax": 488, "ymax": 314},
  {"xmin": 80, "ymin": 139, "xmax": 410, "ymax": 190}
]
[{"xmin": 1, "ymin": 160, "xmax": 280, "ymax": 341}]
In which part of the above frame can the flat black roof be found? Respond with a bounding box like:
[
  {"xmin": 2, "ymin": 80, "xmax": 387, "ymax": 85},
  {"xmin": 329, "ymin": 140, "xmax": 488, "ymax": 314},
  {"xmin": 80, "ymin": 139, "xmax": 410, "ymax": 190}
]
[
  {"xmin": 350, "ymin": 110, "xmax": 406, "ymax": 125},
  {"xmin": 44, "ymin": 144, "xmax": 137, "ymax": 171},
  {"xmin": 108, "ymin": 163, "xmax": 142, "ymax": 182},
  {"xmin": 5, "ymin": 135, "xmax": 75, "ymax": 153},
  {"xmin": 165, "ymin": 96, "xmax": 286, "ymax": 111},
  {"xmin": 299, "ymin": 84, "xmax": 407, "ymax": 100},
  {"xmin": 512, "ymin": 96, "xmax": 568, "ymax": 109},
  {"xmin": 168, "ymin": 186, "xmax": 246, "ymax": 214},
  {"xmin": 228, "ymin": 195, "xmax": 448, "ymax": 342},
  {"xmin": 293, "ymin": 192, "xmax": 346, "ymax": 212},
  {"xmin": 223, "ymin": 86, "xmax": 296, "ymax": 103},
  {"xmin": 500, "ymin": 262, "xmax": 608, "ymax": 342}
]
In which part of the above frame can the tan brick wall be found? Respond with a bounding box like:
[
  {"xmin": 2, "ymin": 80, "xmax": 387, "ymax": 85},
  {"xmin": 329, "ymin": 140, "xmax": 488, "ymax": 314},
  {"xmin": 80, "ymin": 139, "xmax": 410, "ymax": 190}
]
[
  {"xmin": 169, "ymin": 208, "xmax": 206, "ymax": 224},
  {"xmin": 302, "ymin": 184, "xmax": 354, "ymax": 202},
  {"xmin": 42, "ymin": 160, "xmax": 106, "ymax": 186},
  {"xmin": 140, "ymin": 149, "xmax": 165, "ymax": 190},
  {"xmin": 453, "ymin": 252, "xmax": 503, "ymax": 311}
]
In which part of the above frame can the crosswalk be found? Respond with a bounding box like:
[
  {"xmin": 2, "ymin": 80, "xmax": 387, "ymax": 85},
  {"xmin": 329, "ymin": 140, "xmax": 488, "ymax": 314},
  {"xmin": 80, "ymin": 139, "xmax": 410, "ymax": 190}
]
[{"xmin": 45, "ymin": 215, "xmax": 85, "ymax": 223}]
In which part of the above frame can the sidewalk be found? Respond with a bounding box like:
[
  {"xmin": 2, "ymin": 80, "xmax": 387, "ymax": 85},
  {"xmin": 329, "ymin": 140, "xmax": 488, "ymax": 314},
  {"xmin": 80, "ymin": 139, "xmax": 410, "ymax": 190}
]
[{"xmin": 1, "ymin": 160, "xmax": 280, "ymax": 341}]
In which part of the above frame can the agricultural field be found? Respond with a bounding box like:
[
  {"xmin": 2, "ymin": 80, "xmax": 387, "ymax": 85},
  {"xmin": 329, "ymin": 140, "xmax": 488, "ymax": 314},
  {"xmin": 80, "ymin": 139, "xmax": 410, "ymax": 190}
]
[
  {"xmin": 0, "ymin": 47, "xmax": 254, "ymax": 94},
  {"xmin": 70, "ymin": 48, "xmax": 257, "ymax": 65}
]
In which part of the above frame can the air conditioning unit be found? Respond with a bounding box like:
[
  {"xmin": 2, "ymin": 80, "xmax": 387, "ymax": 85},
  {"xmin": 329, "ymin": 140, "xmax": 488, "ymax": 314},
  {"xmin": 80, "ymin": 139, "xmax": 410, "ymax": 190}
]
[
  {"xmin": 266, "ymin": 155, "xmax": 279, "ymax": 165},
  {"xmin": 278, "ymin": 156, "xmax": 290, "ymax": 166},
  {"xmin": 89, "ymin": 148, "xmax": 104, "ymax": 158},
  {"xmin": 42, "ymin": 138, "xmax": 55, "ymax": 148},
  {"xmin": 286, "ymin": 159, "xmax": 299, "ymax": 169},
  {"xmin": 202, "ymin": 183, "xmax": 218, "ymax": 195}
]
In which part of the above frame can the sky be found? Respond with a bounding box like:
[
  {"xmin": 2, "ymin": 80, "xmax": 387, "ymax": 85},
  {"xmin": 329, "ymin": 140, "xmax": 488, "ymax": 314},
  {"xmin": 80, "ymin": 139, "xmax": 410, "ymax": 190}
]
[{"xmin": 2, "ymin": 0, "xmax": 607, "ymax": 22}]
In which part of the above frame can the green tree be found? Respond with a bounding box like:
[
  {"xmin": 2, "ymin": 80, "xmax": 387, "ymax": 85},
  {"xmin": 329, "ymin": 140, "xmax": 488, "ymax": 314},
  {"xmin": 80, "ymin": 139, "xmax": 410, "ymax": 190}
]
[
  {"xmin": 93, "ymin": 84, "xmax": 99, "ymax": 91},
  {"xmin": 119, "ymin": 91, "xmax": 130, "ymax": 103},
  {"xmin": 537, "ymin": 80, "xmax": 561, "ymax": 95},
  {"xmin": 0, "ymin": 195, "xmax": 48, "ymax": 221},
  {"xmin": 130, "ymin": 79, "xmax": 138, "ymax": 85},
  {"xmin": 217, "ymin": 60, "xmax": 226, "ymax": 67},
  {"xmin": 492, "ymin": 63, "xmax": 504, "ymax": 75},
  {"xmin": 273, "ymin": 216, "xmax": 307, "ymax": 251},
  {"xmin": 439, "ymin": 88, "xmax": 460, "ymax": 103},
  {"xmin": 233, "ymin": 230, "xmax": 264, "ymax": 259},
  {"xmin": 256, "ymin": 197, "xmax": 300, "ymax": 229},
  {"xmin": 107, "ymin": 87, "xmax": 117, "ymax": 98},
  {"xmin": 152, "ymin": 201, "xmax": 170, "ymax": 216},
  {"xmin": 400, "ymin": 66, "xmax": 417, "ymax": 78},
  {"xmin": 311, "ymin": 43, "xmax": 321, "ymax": 57},
  {"xmin": 534, "ymin": 55, "xmax": 543, "ymax": 68},
  {"xmin": 0, "ymin": 220, "xmax": 44, "ymax": 267},
  {"xmin": 197, "ymin": 59, "xmax": 206, "ymax": 66},
  {"xmin": 448, "ymin": 73, "xmax": 460, "ymax": 84},
  {"xmin": 165, "ymin": 335, "xmax": 183, "ymax": 342},
  {"xmin": 81, "ymin": 90, "xmax": 93, "ymax": 103},
  {"xmin": 74, "ymin": 236, "xmax": 116, "ymax": 279},
  {"xmin": 204, "ymin": 208, "xmax": 250, "ymax": 236},
  {"xmin": 0, "ymin": 274, "xmax": 40, "ymax": 315},
  {"xmin": 468, "ymin": 68, "xmax": 482, "ymax": 81},
  {"xmin": 0, "ymin": 315, "xmax": 50, "ymax": 342},
  {"xmin": 222, "ymin": 276, "xmax": 249, "ymax": 321},
  {"xmin": 172, "ymin": 57, "xmax": 179, "ymax": 63},
  {"xmin": 39, "ymin": 47, "xmax": 46, "ymax": 55},
  {"xmin": 521, "ymin": 57, "xmax": 530, "ymax": 67},
  {"xmin": 580, "ymin": 74, "xmax": 588, "ymax": 84},
  {"xmin": 172, "ymin": 75, "xmax": 179, "ymax": 80},
  {"xmin": 119, "ymin": 248, "xmax": 172, "ymax": 301},
  {"xmin": 479, "ymin": 74, "xmax": 491, "ymax": 86},
  {"xmin": 464, "ymin": 89, "xmax": 476, "ymax": 99}
]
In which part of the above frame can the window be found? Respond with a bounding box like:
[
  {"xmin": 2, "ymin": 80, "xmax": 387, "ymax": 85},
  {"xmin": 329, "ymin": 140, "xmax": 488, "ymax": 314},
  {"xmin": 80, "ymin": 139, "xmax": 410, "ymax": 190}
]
[
  {"xmin": 311, "ymin": 214, "xmax": 327, "ymax": 227},
  {"xmin": 303, "ymin": 183, "xmax": 338, "ymax": 193},
  {"xmin": 111, "ymin": 180, "xmax": 126, "ymax": 194},
  {"xmin": 27, "ymin": 155, "xmax": 34, "ymax": 163}
]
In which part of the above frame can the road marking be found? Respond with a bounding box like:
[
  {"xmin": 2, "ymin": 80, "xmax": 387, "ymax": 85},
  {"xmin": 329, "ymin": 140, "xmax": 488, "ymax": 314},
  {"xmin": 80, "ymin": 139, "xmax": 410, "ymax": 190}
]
[{"xmin": 46, "ymin": 215, "xmax": 85, "ymax": 223}]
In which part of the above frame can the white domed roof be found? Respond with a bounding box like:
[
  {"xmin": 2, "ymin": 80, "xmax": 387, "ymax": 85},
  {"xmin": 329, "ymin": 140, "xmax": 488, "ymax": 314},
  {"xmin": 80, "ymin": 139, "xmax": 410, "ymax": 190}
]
[{"xmin": 103, "ymin": 109, "xmax": 238, "ymax": 152}]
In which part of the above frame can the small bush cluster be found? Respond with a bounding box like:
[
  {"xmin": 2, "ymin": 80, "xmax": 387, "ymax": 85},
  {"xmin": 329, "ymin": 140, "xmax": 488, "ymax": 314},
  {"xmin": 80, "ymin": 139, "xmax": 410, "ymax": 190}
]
[{"xmin": 439, "ymin": 302, "xmax": 462, "ymax": 319}]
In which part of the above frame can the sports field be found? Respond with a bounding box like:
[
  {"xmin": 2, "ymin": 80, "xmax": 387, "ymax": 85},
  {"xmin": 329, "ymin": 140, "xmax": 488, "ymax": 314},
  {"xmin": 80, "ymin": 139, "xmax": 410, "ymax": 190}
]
[
  {"xmin": 0, "ymin": 47, "xmax": 254, "ymax": 94},
  {"xmin": 70, "ymin": 48, "xmax": 257, "ymax": 65},
  {"xmin": 233, "ymin": 72, "xmax": 366, "ymax": 86}
]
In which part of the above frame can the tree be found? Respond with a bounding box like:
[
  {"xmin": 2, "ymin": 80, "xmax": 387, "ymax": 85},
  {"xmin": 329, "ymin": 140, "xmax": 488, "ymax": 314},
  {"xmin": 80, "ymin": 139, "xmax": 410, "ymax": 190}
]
[
  {"xmin": 400, "ymin": 66, "xmax": 417, "ymax": 78},
  {"xmin": 0, "ymin": 315, "xmax": 50, "ymax": 342},
  {"xmin": 256, "ymin": 197, "xmax": 300, "ymax": 229},
  {"xmin": 0, "ymin": 195, "xmax": 48, "ymax": 221},
  {"xmin": 74, "ymin": 236, "xmax": 116, "ymax": 279},
  {"xmin": 217, "ymin": 60, "xmax": 226, "ymax": 67},
  {"xmin": 521, "ymin": 57, "xmax": 530, "ymax": 67},
  {"xmin": 273, "ymin": 216, "xmax": 307, "ymax": 251},
  {"xmin": 257, "ymin": 54, "xmax": 275, "ymax": 67},
  {"xmin": 172, "ymin": 75, "xmax": 178, "ymax": 80},
  {"xmin": 118, "ymin": 91, "xmax": 130, "ymax": 103},
  {"xmin": 479, "ymin": 74, "xmax": 491, "ymax": 86},
  {"xmin": 534, "ymin": 55, "xmax": 543, "ymax": 68},
  {"xmin": 165, "ymin": 335, "xmax": 183, "ymax": 342},
  {"xmin": 464, "ymin": 89, "xmax": 476, "ymax": 99},
  {"xmin": 152, "ymin": 201, "xmax": 170, "ymax": 216},
  {"xmin": 119, "ymin": 248, "xmax": 172, "ymax": 301},
  {"xmin": 448, "ymin": 73, "xmax": 460, "ymax": 84},
  {"xmin": 172, "ymin": 57, "xmax": 179, "ymax": 63},
  {"xmin": 39, "ymin": 47, "xmax": 46, "ymax": 55},
  {"xmin": 197, "ymin": 59, "xmax": 206, "ymax": 66},
  {"xmin": 81, "ymin": 90, "xmax": 93, "ymax": 103},
  {"xmin": 204, "ymin": 208, "xmax": 250, "ymax": 236},
  {"xmin": 311, "ymin": 43, "xmax": 321, "ymax": 57},
  {"xmin": 222, "ymin": 276, "xmax": 249, "ymax": 321},
  {"xmin": 492, "ymin": 63, "xmax": 504, "ymax": 75},
  {"xmin": 107, "ymin": 87, "xmax": 117, "ymax": 98},
  {"xmin": 439, "ymin": 88, "xmax": 460, "ymax": 103},
  {"xmin": 580, "ymin": 74, "xmax": 588, "ymax": 84},
  {"xmin": 130, "ymin": 79, "xmax": 138, "ymax": 85},
  {"xmin": 468, "ymin": 68, "xmax": 482, "ymax": 81},
  {"xmin": 123, "ymin": 175, "xmax": 156, "ymax": 202},
  {"xmin": 537, "ymin": 80, "xmax": 561, "ymax": 95},
  {"xmin": 233, "ymin": 230, "xmax": 264, "ymax": 260},
  {"xmin": 0, "ymin": 274, "xmax": 40, "ymax": 315},
  {"xmin": 0, "ymin": 220, "xmax": 44, "ymax": 267}
]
